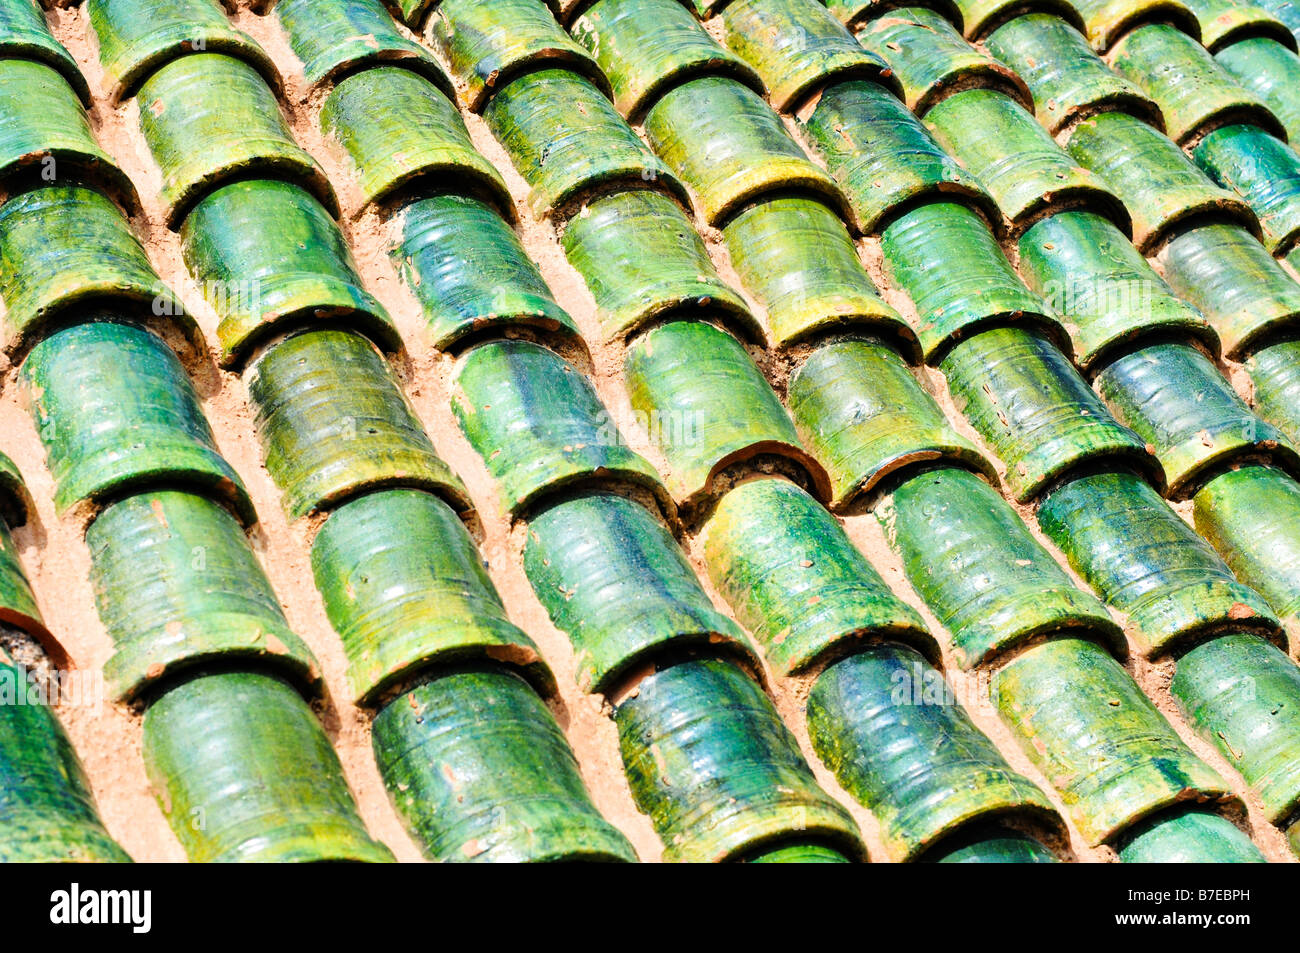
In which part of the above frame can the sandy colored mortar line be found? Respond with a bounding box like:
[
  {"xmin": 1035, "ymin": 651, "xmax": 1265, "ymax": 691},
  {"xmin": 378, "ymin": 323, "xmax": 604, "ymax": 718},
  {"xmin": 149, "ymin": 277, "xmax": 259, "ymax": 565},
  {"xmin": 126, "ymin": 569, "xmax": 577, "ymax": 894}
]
[
  {"xmin": 230, "ymin": 8, "xmax": 666, "ymax": 860},
  {"xmin": 11, "ymin": 2, "xmax": 180, "ymax": 864},
  {"xmin": 40, "ymin": 2, "xmax": 429, "ymax": 862},
  {"xmin": 0, "ymin": 402, "xmax": 184, "ymax": 862}
]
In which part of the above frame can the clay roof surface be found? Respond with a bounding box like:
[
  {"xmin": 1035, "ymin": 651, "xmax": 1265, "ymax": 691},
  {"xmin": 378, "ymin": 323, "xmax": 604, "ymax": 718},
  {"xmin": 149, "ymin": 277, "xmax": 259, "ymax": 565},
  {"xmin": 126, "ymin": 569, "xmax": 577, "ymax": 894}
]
[{"xmin": 1, "ymin": 0, "xmax": 1300, "ymax": 863}]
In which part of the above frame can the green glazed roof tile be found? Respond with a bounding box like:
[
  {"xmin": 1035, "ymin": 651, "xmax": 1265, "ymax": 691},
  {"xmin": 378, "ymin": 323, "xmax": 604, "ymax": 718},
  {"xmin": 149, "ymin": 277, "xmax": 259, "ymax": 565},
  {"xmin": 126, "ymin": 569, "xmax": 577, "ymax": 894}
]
[
  {"xmin": 429, "ymin": 0, "xmax": 608, "ymax": 112},
  {"xmin": 571, "ymin": 0, "xmax": 764, "ymax": 120},
  {"xmin": 276, "ymin": 0, "xmax": 451, "ymax": 95},
  {"xmin": 1182, "ymin": 0, "xmax": 1297, "ymax": 52},
  {"xmin": 0, "ymin": 0, "xmax": 90, "ymax": 103},
  {"xmin": 87, "ymin": 0, "xmax": 280, "ymax": 104},
  {"xmin": 1216, "ymin": 37, "xmax": 1300, "ymax": 143},
  {"xmin": 718, "ymin": 0, "xmax": 901, "ymax": 110},
  {"xmin": 859, "ymin": 6, "xmax": 1031, "ymax": 116},
  {"xmin": 1108, "ymin": 22, "xmax": 1285, "ymax": 143}
]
